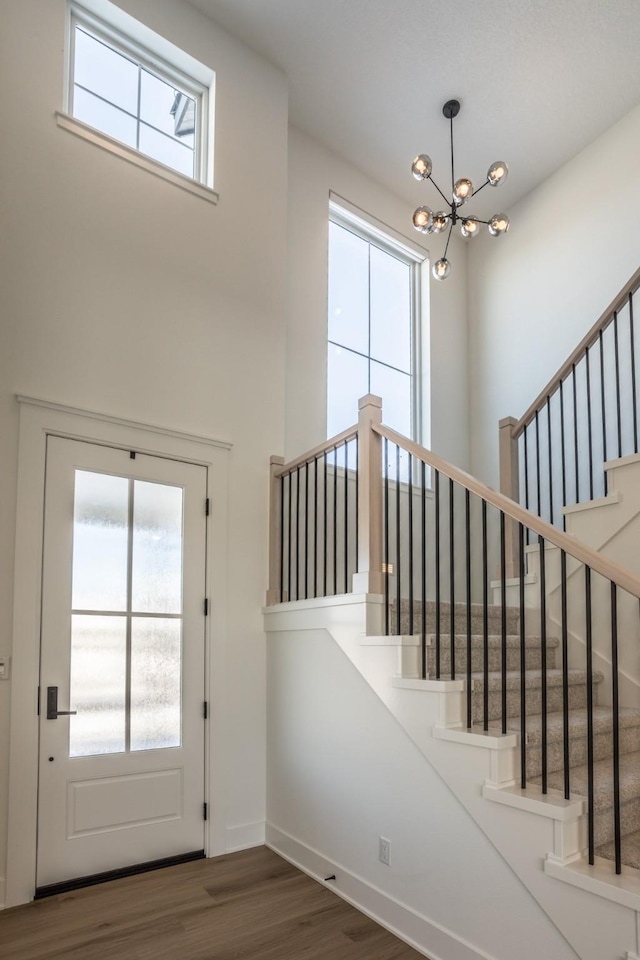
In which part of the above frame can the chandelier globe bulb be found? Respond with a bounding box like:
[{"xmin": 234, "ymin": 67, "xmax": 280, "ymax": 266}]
[
  {"xmin": 412, "ymin": 205, "xmax": 434, "ymax": 234},
  {"xmin": 460, "ymin": 218, "xmax": 480, "ymax": 239},
  {"xmin": 432, "ymin": 258, "xmax": 451, "ymax": 280},
  {"xmin": 488, "ymin": 213, "xmax": 510, "ymax": 236},
  {"xmin": 411, "ymin": 154, "xmax": 433, "ymax": 181},
  {"xmin": 432, "ymin": 211, "xmax": 451, "ymax": 234},
  {"xmin": 487, "ymin": 161, "xmax": 508, "ymax": 186},
  {"xmin": 452, "ymin": 178, "xmax": 473, "ymax": 205}
]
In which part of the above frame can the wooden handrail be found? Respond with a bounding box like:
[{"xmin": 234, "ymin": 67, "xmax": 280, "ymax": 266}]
[
  {"xmin": 512, "ymin": 264, "xmax": 640, "ymax": 440},
  {"xmin": 374, "ymin": 421, "xmax": 640, "ymax": 600},
  {"xmin": 273, "ymin": 424, "xmax": 358, "ymax": 478}
]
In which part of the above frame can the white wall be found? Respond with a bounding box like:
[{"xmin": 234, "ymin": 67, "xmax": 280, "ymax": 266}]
[
  {"xmin": 267, "ymin": 627, "xmax": 580, "ymax": 960},
  {"xmin": 0, "ymin": 0, "xmax": 288, "ymax": 890},
  {"xmin": 468, "ymin": 103, "xmax": 640, "ymax": 489},
  {"xmin": 286, "ymin": 126, "xmax": 470, "ymax": 470}
]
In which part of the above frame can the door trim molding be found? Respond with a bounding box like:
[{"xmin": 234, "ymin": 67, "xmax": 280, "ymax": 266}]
[{"xmin": 6, "ymin": 397, "xmax": 230, "ymax": 907}]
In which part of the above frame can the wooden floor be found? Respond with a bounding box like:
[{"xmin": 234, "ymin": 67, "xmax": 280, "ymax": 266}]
[{"xmin": 0, "ymin": 846, "xmax": 428, "ymax": 960}]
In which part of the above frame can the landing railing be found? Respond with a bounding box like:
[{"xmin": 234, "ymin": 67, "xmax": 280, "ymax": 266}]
[
  {"xmin": 500, "ymin": 265, "xmax": 640, "ymax": 538},
  {"xmin": 268, "ymin": 395, "xmax": 640, "ymax": 874}
]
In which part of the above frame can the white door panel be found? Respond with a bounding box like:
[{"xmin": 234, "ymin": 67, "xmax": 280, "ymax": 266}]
[{"xmin": 37, "ymin": 437, "xmax": 207, "ymax": 889}]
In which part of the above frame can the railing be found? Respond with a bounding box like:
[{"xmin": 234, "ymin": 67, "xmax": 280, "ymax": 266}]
[
  {"xmin": 499, "ymin": 265, "xmax": 640, "ymax": 540},
  {"xmin": 268, "ymin": 395, "xmax": 640, "ymax": 875}
]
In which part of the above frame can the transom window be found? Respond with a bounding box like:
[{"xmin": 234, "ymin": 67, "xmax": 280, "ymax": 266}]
[
  {"xmin": 327, "ymin": 203, "xmax": 425, "ymax": 440},
  {"xmin": 68, "ymin": 7, "xmax": 209, "ymax": 183}
]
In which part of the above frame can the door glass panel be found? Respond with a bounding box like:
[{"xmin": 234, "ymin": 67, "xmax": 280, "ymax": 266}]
[
  {"xmin": 132, "ymin": 481, "xmax": 183, "ymax": 613},
  {"xmin": 72, "ymin": 471, "xmax": 129, "ymax": 611},
  {"xmin": 70, "ymin": 615, "xmax": 127, "ymax": 757},
  {"xmin": 131, "ymin": 618, "xmax": 181, "ymax": 751}
]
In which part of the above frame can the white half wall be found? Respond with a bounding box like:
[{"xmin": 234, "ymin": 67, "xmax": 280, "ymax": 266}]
[
  {"xmin": 467, "ymin": 102, "xmax": 640, "ymax": 489},
  {"xmin": 267, "ymin": 627, "xmax": 581, "ymax": 960},
  {"xmin": 286, "ymin": 126, "xmax": 470, "ymax": 470},
  {"xmin": 0, "ymin": 0, "xmax": 288, "ymax": 893}
]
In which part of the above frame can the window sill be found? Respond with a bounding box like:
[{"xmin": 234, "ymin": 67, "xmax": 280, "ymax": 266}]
[{"xmin": 55, "ymin": 112, "xmax": 219, "ymax": 205}]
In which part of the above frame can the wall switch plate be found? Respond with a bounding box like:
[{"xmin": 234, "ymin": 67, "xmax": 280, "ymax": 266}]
[
  {"xmin": 0, "ymin": 657, "xmax": 10, "ymax": 680},
  {"xmin": 379, "ymin": 836, "xmax": 391, "ymax": 866}
]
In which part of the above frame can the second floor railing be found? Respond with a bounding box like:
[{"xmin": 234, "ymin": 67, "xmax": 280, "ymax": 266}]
[{"xmin": 499, "ymin": 265, "xmax": 640, "ymax": 540}]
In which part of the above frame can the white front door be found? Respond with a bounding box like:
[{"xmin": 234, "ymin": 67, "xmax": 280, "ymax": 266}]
[{"xmin": 36, "ymin": 436, "xmax": 208, "ymax": 891}]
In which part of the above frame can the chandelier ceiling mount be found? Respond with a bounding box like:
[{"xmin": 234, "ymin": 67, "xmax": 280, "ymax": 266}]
[{"xmin": 411, "ymin": 99, "xmax": 510, "ymax": 280}]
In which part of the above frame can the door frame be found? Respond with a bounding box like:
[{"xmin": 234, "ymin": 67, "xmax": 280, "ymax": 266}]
[{"xmin": 6, "ymin": 396, "xmax": 231, "ymax": 907}]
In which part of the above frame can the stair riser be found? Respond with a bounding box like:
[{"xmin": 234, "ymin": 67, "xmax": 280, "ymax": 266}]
[
  {"xmin": 526, "ymin": 725, "xmax": 640, "ymax": 778},
  {"xmin": 470, "ymin": 682, "xmax": 597, "ymax": 723},
  {"xmin": 428, "ymin": 647, "xmax": 557, "ymax": 674}
]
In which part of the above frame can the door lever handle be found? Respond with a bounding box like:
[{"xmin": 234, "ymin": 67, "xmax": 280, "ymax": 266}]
[{"xmin": 46, "ymin": 686, "xmax": 77, "ymax": 720}]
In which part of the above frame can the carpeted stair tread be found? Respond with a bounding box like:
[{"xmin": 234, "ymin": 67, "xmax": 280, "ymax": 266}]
[
  {"xmin": 490, "ymin": 706, "xmax": 640, "ymax": 746},
  {"xmin": 544, "ymin": 749, "xmax": 640, "ymax": 813},
  {"xmin": 467, "ymin": 668, "xmax": 603, "ymax": 692},
  {"xmin": 425, "ymin": 634, "xmax": 559, "ymax": 649},
  {"xmin": 597, "ymin": 829, "xmax": 640, "ymax": 869}
]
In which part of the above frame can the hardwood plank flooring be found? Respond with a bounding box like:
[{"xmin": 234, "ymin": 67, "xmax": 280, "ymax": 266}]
[{"xmin": 0, "ymin": 846, "xmax": 428, "ymax": 960}]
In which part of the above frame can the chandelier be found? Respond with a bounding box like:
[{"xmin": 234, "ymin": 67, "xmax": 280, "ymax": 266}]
[{"xmin": 411, "ymin": 99, "xmax": 510, "ymax": 280}]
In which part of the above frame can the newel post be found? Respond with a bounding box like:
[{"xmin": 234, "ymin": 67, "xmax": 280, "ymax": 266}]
[
  {"xmin": 266, "ymin": 455, "xmax": 285, "ymax": 605},
  {"xmin": 352, "ymin": 394, "xmax": 384, "ymax": 595},
  {"xmin": 499, "ymin": 416, "xmax": 520, "ymax": 577}
]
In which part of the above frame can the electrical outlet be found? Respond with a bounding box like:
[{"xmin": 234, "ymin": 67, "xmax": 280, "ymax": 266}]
[{"xmin": 379, "ymin": 836, "xmax": 391, "ymax": 866}]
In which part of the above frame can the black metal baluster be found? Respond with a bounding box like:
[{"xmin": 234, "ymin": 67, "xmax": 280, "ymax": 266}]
[
  {"xmin": 313, "ymin": 457, "xmax": 318, "ymax": 598},
  {"xmin": 500, "ymin": 511, "xmax": 507, "ymax": 735},
  {"xmin": 519, "ymin": 522, "xmax": 526, "ymax": 788},
  {"xmin": 611, "ymin": 582, "xmax": 621, "ymax": 874},
  {"xmin": 344, "ymin": 441, "xmax": 349, "ymax": 595},
  {"xmin": 333, "ymin": 447, "xmax": 338, "ymax": 595},
  {"xmin": 435, "ymin": 470, "xmax": 441, "ymax": 679},
  {"xmin": 421, "ymin": 460, "xmax": 427, "ymax": 679},
  {"xmin": 561, "ymin": 549, "xmax": 570, "ymax": 800},
  {"xmin": 465, "ymin": 489, "xmax": 472, "ymax": 729},
  {"xmin": 449, "ymin": 478, "xmax": 456, "ymax": 680},
  {"xmin": 586, "ymin": 348, "xmax": 594, "ymax": 501},
  {"xmin": 614, "ymin": 310, "xmax": 622, "ymax": 459},
  {"xmin": 304, "ymin": 462, "xmax": 309, "ymax": 599},
  {"xmin": 296, "ymin": 465, "xmax": 301, "ymax": 600},
  {"xmin": 599, "ymin": 329, "xmax": 608, "ymax": 496},
  {"xmin": 323, "ymin": 453, "xmax": 328, "ymax": 597},
  {"xmin": 572, "ymin": 364, "xmax": 580, "ymax": 504},
  {"xmin": 539, "ymin": 537, "xmax": 547, "ymax": 794},
  {"xmin": 288, "ymin": 472, "xmax": 292, "ymax": 603},
  {"xmin": 559, "ymin": 379, "xmax": 567, "ymax": 527},
  {"xmin": 355, "ymin": 433, "xmax": 360, "ymax": 570},
  {"xmin": 396, "ymin": 444, "xmax": 401, "ymax": 636},
  {"xmin": 630, "ymin": 292, "xmax": 638, "ymax": 453},
  {"xmin": 535, "ymin": 409, "xmax": 541, "ymax": 521},
  {"xmin": 546, "ymin": 398, "xmax": 554, "ymax": 527},
  {"xmin": 482, "ymin": 499, "xmax": 489, "ymax": 732},
  {"xmin": 384, "ymin": 438, "xmax": 390, "ymax": 635},
  {"xmin": 523, "ymin": 425, "xmax": 530, "ymax": 545},
  {"xmin": 408, "ymin": 453, "xmax": 414, "ymax": 637},
  {"xmin": 585, "ymin": 566, "xmax": 595, "ymax": 864},
  {"xmin": 279, "ymin": 474, "xmax": 285, "ymax": 602}
]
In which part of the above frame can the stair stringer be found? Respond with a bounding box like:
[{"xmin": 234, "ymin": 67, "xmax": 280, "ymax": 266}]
[{"xmin": 264, "ymin": 594, "xmax": 640, "ymax": 960}]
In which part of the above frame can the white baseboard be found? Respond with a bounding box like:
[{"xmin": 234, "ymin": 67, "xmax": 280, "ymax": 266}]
[
  {"xmin": 266, "ymin": 823, "xmax": 497, "ymax": 960},
  {"xmin": 225, "ymin": 820, "xmax": 265, "ymax": 853}
]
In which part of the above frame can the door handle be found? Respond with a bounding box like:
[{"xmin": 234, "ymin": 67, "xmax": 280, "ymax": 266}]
[{"xmin": 46, "ymin": 686, "xmax": 77, "ymax": 720}]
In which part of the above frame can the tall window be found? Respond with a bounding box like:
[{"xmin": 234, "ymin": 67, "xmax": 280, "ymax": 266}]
[
  {"xmin": 67, "ymin": 5, "xmax": 211, "ymax": 184},
  {"xmin": 327, "ymin": 204, "xmax": 425, "ymax": 440}
]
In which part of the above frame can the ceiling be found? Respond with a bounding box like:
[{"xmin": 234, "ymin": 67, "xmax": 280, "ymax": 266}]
[{"xmin": 188, "ymin": 0, "xmax": 640, "ymax": 217}]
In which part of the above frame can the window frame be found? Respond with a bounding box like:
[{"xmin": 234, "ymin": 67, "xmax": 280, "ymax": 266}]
[
  {"xmin": 64, "ymin": 2, "xmax": 213, "ymax": 191},
  {"xmin": 327, "ymin": 198, "xmax": 428, "ymax": 445}
]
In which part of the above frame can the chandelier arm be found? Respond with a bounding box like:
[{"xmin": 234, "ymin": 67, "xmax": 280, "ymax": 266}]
[
  {"xmin": 471, "ymin": 179, "xmax": 490, "ymax": 198},
  {"xmin": 443, "ymin": 221, "xmax": 453, "ymax": 261},
  {"xmin": 428, "ymin": 176, "xmax": 451, "ymax": 206},
  {"xmin": 466, "ymin": 216, "xmax": 490, "ymax": 225}
]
